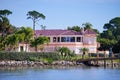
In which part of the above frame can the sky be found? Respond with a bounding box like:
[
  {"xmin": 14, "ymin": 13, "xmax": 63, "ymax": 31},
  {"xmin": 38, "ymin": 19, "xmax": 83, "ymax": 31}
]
[{"xmin": 0, "ymin": 0, "xmax": 120, "ymax": 32}]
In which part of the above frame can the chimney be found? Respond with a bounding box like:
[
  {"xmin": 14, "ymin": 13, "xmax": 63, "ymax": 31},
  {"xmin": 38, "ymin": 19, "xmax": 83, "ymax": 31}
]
[{"xmin": 81, "ymin": 27, "xmax": 84, "ymax": 34}]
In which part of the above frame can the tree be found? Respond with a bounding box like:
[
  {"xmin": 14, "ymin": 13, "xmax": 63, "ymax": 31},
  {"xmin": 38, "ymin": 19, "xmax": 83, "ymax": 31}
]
[
  {"xmin": 67, "ymin": 26, "xmax": 81, "ymax": 32},
  {"xmin": 16, "ymin": 27, "xmax": 34, "ymax": 51},
  {"xmin": 27, "ymin": 10, "xmax": 45, "ymax": 31},
  {"xmin": 98, "ymin": 17, "xmax": 120, "ymax": 52},
  {"xmin": 100, "ymin": 30, "xmax": 115, "ymax": 40},
  {"xmin": 0, "ymin": 9, "xmax": 12, "ymax": 32},
  {"xmin": 102, "ymin": 17, "xmax": 120, "ymax": 41},
  {"xmin": 41, "ymin": 25, "xmax": 46, "ymax": 30},
  {"xmin": 0, "ymin": 9, "xmax": 12, "ymax": 17},
  {"xmin": 0, "ymin": 17, "xmax": 9, "ymax": 34},
  {"xmin": 112, "ymin": 40, "xmax": 120, "ymax": 53},
  {"xmin": 57, "ymin": 47, "xmax": 71, "ymax": 59},
  {"xmin": 0, "ymin": 9, "xmax": 17, "ymax": 50},
  {"xmin": 0, "ymin": 35, "xmax": 5, "ymax": 51},
  {"xmin": 80, "ymin": 48, "xmax": 89, "ymax": 59},
  {"xmin": 0, "ymin": 10, "xmax": 16, "ymax": 36},
  {"xmin": 5, "ymin": 34, "xmax": 21, "ymax": 51},
  {"xmin": 82, "ymin": 22, "xmax": 92, "ymax": 30},
  {"xmin": 93, "ymin": 29, "xmax": 100, "ymax": 34},
  {"xmin": 30, "ymin": 36, "xmax": 49, "ymax": 52},
  {"xmin": 98, "ymin": 38, "xmax": 116, "ymax": 51},
  {"xmin": 0, "ymin": 17, "xmax": 16, "ymax": 35}
]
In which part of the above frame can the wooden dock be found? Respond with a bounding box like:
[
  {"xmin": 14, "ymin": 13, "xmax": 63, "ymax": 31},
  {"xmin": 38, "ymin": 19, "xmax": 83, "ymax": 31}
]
[{"xmin": 76, "ymin": 57, "xmax": 120, "ymax": 68}]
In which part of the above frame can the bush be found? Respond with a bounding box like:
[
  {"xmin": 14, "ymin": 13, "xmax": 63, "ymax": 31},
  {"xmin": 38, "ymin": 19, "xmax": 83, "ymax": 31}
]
[
  {"xmin": 28, "ymin": 57, "xmax": 40, "ymax": 61},
  {"xmin": 0, "ymin": 52, "xmax": 61, "ymax": 61},
  {"xmin": 41, "ymin": 58, "xmax": 53, "ymax": 64},
  {"xmin": 89, "ymin": 53, "xmax": 105, "ymax": 57}
]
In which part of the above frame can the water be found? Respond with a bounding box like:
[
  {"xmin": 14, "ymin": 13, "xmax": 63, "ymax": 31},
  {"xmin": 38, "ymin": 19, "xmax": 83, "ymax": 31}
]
[{"xmin": 0, "ymin": 67, "xmax": 120, "ymax": 80}]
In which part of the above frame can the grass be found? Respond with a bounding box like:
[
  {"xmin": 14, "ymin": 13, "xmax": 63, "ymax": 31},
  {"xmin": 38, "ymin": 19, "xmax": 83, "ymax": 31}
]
[{"xmin": 0, "ymin": 52, "xmax": 119, "ymax": 63}]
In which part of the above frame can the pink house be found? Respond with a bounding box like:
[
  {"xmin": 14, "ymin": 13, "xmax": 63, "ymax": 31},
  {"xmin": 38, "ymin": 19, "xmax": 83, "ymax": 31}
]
[{"xmin": 18, "ymin": 29, "xmax": 97, "ymax": 54}]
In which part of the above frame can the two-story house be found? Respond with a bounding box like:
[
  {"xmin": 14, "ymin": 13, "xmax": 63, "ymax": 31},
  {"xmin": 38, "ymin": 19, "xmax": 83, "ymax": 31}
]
[{"xmin": 18, "ymin": 29, "xmax": 97, "ymax": 54}]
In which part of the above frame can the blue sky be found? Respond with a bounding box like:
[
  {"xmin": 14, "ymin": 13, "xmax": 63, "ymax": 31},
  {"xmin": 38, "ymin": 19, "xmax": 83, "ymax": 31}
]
[{"xmin": 0, "ymin": 0, "xmax": 120, "ymax": 32}]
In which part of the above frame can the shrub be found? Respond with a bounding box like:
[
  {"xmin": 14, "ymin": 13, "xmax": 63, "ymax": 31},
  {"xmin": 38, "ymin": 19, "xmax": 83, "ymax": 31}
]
[
  {"xmin": 0, "ymin": 52, "xmax": 61, "ymax": 61},
  {"xmin": 41, "ymin": 58, "xmax": 53, "ymax": 64},
  {"xmin": 28, "ymin": 57, "xmax": 40, "ymax": 61}
]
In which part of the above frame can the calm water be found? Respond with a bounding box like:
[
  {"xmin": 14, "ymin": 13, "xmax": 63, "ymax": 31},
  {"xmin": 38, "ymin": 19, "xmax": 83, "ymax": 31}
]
[{"xmin": 0, "ymin": 67, "xmax": 120, "ymax": 80}]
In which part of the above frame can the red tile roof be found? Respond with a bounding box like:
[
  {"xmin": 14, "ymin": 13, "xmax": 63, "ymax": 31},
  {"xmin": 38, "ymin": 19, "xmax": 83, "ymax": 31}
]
[
  {"xmin": 35, "ymin": 29, "xmax": 96, "ymax": 36},
  {"xmin": 84, "ymin": 29, "xmax": 96, "ymax": 34}
]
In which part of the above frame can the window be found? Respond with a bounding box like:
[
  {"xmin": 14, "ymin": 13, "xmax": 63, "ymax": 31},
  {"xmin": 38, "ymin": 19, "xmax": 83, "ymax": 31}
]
[
  {"xmin": 53, "ymin": 37, "xmax": 56, "ymax": 42},
  {"xmin": 61, "ymin": 37, "xmax": 66, "ymax": 42},
  {"xmin": 61, "ymin": 37, "xmax": 75, "ymax": 42},
  {"xmin": 77, "ymin": 37, "xmax": 81, "ymax": 42},
  {"xmin": 70, "ymin": 37, "xmax": 75, "ymax": 42},
  {"xmin": 66, "ymin": 37, "xmax": 70, "ymax": 42}
]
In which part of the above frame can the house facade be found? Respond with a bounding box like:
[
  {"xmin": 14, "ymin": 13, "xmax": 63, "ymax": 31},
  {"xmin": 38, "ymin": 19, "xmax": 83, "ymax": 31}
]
[{"xmin": 18, "ymin": 29, "xmax": 97, "ymax": 54}]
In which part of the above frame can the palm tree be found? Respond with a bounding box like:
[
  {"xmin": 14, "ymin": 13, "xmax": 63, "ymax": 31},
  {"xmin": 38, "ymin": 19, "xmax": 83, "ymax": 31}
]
[
  {"xmin": 80, "ymin": 47, "xmax": 89, "ymax": 59},
  {"xmin": 41, "ymin": 25, "xmax": 46, "ymax": 30},
  {"xmin": 16, "ymin": 27, "xmax": 34, "ymax": 52},
  {"xmin": 30, "ymin": 36, "xmax": 49, "ymax": 52},
  {"xmin": 67, "ymin": 26, "xmax": 81, "ymax": 32},
  {"xmin": 5, "ymin": 34, "xmax": 21, "ymax": 51},
  {"xmin": 82, "ymin": 22, "xmax": 92, "ymax": 30},
  {"xmin": 57, "ymin": 47, "xmax": 71, "ymax": 59},
  {"xmin": 27, "ymin": 10, "xmax": 45, "ymax": 31}
]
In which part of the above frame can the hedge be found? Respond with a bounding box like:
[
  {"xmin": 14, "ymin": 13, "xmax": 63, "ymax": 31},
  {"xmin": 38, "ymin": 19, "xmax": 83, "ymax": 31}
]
[{"xmin": 0, "ymin": 52, "xmax": 61, "ymax": 61}]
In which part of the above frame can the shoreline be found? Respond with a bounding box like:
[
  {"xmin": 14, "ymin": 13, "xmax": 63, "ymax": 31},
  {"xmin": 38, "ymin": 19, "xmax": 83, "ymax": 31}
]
[
  {"xmin": 0, "ymin": 60, "xmax": 120, "ymax": 69},
  {"xmin": 0, "ymin": 60, "xmax": 83, "ymax": 67}
]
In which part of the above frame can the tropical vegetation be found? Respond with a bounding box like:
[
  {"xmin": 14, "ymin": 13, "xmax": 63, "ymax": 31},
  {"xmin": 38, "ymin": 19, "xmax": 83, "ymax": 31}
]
[
  {"xmin": 0, "ymin": 52, "xmax": 61, "ymax": 62},
  {"xmin": 98, "ymin": 17, "xmax": 120, "ymax": 53},
  {"xmin": 0, "ymin": 9, "xmax": 47, "ymax": 52},
  {"xmin": 30, "ymin": 36, "xmax": 49, "ymax": 52},
  {"xmin": 56, "ymin": 47, "xmax": 76, "ymax": 59},
  {"xmin": 27, "ymin": 10, "xmax": 45, "ymax": 31},
  {"xmin": 0, "ymin": 9, "xmax": 120, "ymax": 61},
  {"xmin": 80, "ymin": 47, "xmax": 89, "ymax": 59}
]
